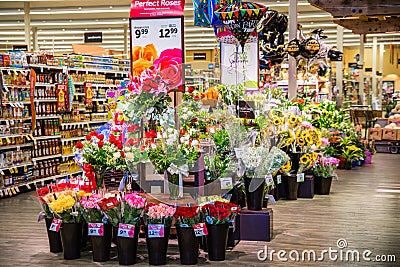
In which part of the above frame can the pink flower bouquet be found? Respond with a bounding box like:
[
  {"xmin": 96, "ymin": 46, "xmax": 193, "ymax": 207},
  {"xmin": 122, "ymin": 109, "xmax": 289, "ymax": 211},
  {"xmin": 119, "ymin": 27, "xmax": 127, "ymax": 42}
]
[
  {"xmin": 123, "ymin": 193, "xmax": 146, "ymax": 225},
  {"xmin": 145, "ymin": 203, "xmax": 176, "ymax": 227},
  {"xmin": 80, "ymin": 193, "xmax": 103, "ymax": 223}
]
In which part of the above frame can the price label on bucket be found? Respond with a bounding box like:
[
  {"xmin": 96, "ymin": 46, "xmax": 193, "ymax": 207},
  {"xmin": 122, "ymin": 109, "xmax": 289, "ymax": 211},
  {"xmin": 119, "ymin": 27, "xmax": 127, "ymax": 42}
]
[
  {"xmin": 297, "ymin": 173, "xmax": 305, "ymax": 182},
  {"xmin": 265, "ymin": 175, "xmax": 274, "ymax": 186},
  {"xmin": 88, "ymin": 223, "xmax": 104, "ymax": 236},
  {"xmin": 220, "ymin": 177, "xmax": 233, "ymax": 190},
  {"xmin": 148, "ymin": 224, "xmax": 164, "ymax": 238},
  {"xmin": 277, "ymin": 175, "xmax": 282, "ymax": 184},
  {"xmin": 193, "ymin": 223, "xmax": 208, "ymax": 237},
  {"xmin": 49, "ymin": 218, "xmax": 62, "ymax": 232},
  {"xmin": 118, "ymin": 223, "xmax": 135, "ymax": 238}
]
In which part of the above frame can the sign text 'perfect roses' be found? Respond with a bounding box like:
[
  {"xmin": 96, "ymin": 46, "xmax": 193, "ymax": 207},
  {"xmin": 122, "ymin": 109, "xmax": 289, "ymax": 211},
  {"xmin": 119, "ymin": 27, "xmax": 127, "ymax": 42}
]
[{"xmin": 130, "ymin": 0, "xmax": 184, "ymax": 18}]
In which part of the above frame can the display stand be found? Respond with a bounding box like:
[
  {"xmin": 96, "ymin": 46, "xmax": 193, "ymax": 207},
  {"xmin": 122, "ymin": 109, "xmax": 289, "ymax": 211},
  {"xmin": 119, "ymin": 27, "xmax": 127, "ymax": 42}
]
[{"xmin": 239, "ymin": 208, "xmax": 273, "ymax": 242}]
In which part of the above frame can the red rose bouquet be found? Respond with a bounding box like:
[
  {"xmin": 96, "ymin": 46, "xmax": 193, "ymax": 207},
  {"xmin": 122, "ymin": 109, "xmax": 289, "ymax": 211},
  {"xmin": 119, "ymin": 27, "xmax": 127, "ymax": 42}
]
[
  {"xmin": 174, "ymin": 206, "xmax": 200, "ymax": 227},
  {"xmin": 35, "ymin": 185, "xmax": 57, "ymax": 219},
  {"xmin": 201, "ymin": 201, "xmax": 240, "ymax": 225},
  {"xmin": 98, "ymin": 196, "xmax": 122, "ymax": 227}
]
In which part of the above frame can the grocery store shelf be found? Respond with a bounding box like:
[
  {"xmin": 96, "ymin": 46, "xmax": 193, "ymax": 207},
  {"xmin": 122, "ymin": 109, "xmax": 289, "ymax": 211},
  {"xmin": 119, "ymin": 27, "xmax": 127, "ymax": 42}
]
[
  {"xmin": 2, "ymin": 84, "xmax": 30, "ymax": 89},
  {"xmin": 0, "ymin": 162, "xmax": 33, "ymax": 172},
  {"xmin": 35, "ymin": 83, "xmax": 55, "ymax": 87},
  {"xmin": 33, "ymin": 135, "xmax": 61, "ymax": 140},
  {"xmin": 92, "ymin": 98, "xmax": 107, "ymax": 102},
  {"xmin": 73, "ymin": 93, "xmax": 85, "ymax": 96},
  {"xmin": 34, "ymin": 99, "xmax": 58, "ymax": 103},
  {"xmin": 32, "ymin": 154, "xmax": 62, "ymax": 161},
  {"xmin": 69, "ymin": 67, "xmax": 127, "ymax": 75},
  {"xmin": 62, "ymin": 153, "xmax": 75, "ymax": 158},
  {"xmin": 73, "ymin": 82, "xmax": 118, "ymax": 88},
  {"xmin": 0, "ymin": 143, "xmax": 33, "ymax": 151},
  {"xmin": 60, "ymin": 120, "xmax": 108, "ymax": 127},
  {"xmin": 0, "ymin": 133, "xmax": 32, "ymax": 139},
  {"xmin": 0, "ymin": 67, "xmax": 29, "ymax": 72},
  {"xmin": 29, "ymin": 64, "xmax": 64, "ymax": 70},
  {"xmin": 61, "ymin": 136, "xmax": 85, "ymax": 142},
  {"xmin": 2, "ymin": 100, "xmax": 31, "ymax": 105},
  {"xmin": 1, "ymin": 117, "xmax": 31, "ymax": 121},
  {"xmin": 36, "ymin": 115, "xmax": 61, "ymax": 120}
]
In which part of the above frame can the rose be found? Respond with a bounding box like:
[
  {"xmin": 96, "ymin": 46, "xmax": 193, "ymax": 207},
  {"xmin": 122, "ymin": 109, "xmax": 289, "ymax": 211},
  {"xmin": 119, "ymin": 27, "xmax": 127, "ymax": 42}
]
[
  {"xmin": 153, "ymin": 48, "xmax": 182, "ymax": 89},
  {"xmin": 142, "ymin": 44, "xmax": 158, "ymax": 62},
  {"xmin": 98, "ymin": 141, "xmax": 104, "ymax": 148},
  {"xmin": 132, "ymin": 58, "xmax": 152, "ymax": 77},
  {"xmin": 75, "ymin": 141, "xmax": 84, "ymax": 149}
]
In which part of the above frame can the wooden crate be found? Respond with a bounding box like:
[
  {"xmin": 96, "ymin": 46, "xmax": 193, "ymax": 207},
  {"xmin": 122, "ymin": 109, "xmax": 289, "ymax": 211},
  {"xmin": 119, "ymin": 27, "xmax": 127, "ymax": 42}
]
[
  {"xmin": 368, "ymin": 128, "xmax": 382, "ymax": 140},
  {"xmin": 382, "ymin": 129, "xmax": 397, "ymax": 141}
]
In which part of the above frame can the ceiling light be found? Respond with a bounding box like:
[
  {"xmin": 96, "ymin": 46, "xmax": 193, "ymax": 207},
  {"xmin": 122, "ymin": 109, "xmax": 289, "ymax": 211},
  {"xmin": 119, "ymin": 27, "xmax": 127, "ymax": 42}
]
[
  {"xmin": 18, "ymin": 9, "xmax": 21, "ymax": 11},
  {"xmin": 109, "ymin": 6, "xmax": 113, "ymax": 9},
  {"xmin": 78, "ymin": 7, "xmax": 82, "ymax": 10},
  {"xmin": 122, "ymin": 18, "xmax": 126, "ymax": 21},
  {"xmin": 47, "ymin": 8, "xmax": 51, "ymax": 11},
  {"xmin": 42, "ymin": 20, "xmax": 46, "ymax": 23},
  {"xmin": 62, "ymin": 29, "xmax": 65, "ymax": 31},
  {"xmin": 69, "ymin": 19, "xmax": 72, "ymax": 22}
]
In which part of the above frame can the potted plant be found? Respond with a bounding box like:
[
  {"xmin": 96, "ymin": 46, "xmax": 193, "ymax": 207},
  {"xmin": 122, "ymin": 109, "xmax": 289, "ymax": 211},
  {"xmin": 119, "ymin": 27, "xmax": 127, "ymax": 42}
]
[
  {"xmin": 312, "ymin": 156, "xmax": 340, "ymax": 194},
  {"xmin": 341, "ymin": 145, "xmax": 361, "ymax": 170},
  {"xmin": 144, "ymin": 203, "xmax": 176, "ymax": 265},
  {"xmin": 174, "ymin": 206, "xmax": 201, "ymax": 265},
  {"xmin": 201, "ymin": 201, "xmax": 239, "ymax": 261}
]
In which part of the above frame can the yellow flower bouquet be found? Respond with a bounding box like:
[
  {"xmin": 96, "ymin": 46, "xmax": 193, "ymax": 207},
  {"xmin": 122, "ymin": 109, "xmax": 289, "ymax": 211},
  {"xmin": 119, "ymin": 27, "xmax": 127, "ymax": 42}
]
[{"xmin": 47, "ymin": 190, "xmax": 86, "ymax": 223}]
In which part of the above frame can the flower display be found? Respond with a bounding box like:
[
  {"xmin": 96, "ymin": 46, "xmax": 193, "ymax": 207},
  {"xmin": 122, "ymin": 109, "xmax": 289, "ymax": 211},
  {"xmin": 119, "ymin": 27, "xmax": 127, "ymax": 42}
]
[
  {"xmin": 174, "ymin": 206, "xmax": 200, "ymax": 227},
  {"xmin": 98, "ymin": 196, "xmax": 121, "ymax": 227},
  {"xmin": 312, "ymin": 156, "xmax": 340, "ymax": 178},
  {"xmin": 201, "ymin": 201, "xmax": 239, "ymax": 225},
  {"xmin": 145, "ymin": 203, "xmax": 176, "ymax": 227},
  {"xmin": 80, "ymin": 193, "xmax": 103, "ymax": 223},
  {"xmin": 123, "ymin": 193, "xmax": 146, "ymax": 225},
  {"xmin": 74, "ymin": 130, "xmax": 126, "ymax": 188},
  {"xmin": 47, "ymin": 190, "xmax": 84, "ymax": 223}
]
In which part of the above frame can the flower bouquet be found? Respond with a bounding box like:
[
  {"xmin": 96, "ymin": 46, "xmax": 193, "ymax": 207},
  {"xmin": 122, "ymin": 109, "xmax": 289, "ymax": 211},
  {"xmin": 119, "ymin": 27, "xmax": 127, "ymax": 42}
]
[
  {"xmin": 144, "ymin": 203, "xmax": 177, "ymax": 265},
  {"xmin": 74, "ymin": 131, "xmax": 127, "ymax": 189},
  {"xmin": 122, "ymin": 192, "xmax": 146, "ymax": 225},
  {"xmin": 98, "ymin": 196, "xmax": 121, "ymax": 227},
  {"xmin": 174, "ymin": 206, "xmax": 200, "ymax": 227}
]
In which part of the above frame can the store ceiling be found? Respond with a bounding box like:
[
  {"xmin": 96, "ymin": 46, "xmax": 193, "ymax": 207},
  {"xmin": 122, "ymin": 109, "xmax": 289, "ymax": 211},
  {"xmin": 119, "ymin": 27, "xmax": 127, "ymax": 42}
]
[{"xmin": 0, "ymin": 0, "xmax": 399, "ymax": 55}]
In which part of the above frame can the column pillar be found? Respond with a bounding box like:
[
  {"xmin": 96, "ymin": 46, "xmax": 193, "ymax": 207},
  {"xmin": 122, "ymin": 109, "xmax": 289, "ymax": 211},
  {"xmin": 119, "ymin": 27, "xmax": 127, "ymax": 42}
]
[
  {"xmin": 32, "ymin": 27, "xmax": 38, "ymax": 51},
  {"xmin": 359, "ymin": 34, "xmax": 365, "ymax": 105},
  {"xmin": 372, "ymin": 37, "xmax": 378, "ymax": 99},
  {"xmin": 124, "ymin": 24, "xmax": 128, "ymax": 58},
  {"xmin": 288, "ymin": 0, "xmax": 298, "ymax": 100},
  {"xmin": 24, "ymin": 2, "xmax": 31, "ymax": 51},
  {"xmin": 336, "ymin": 25, "xmax": 344, "ymax": 107}
]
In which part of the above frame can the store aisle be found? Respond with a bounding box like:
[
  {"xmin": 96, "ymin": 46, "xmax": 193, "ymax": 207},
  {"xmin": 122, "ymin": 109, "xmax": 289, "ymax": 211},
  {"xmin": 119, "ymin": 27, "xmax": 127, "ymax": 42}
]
[{"xmin": 0, "ymin": 154, "xmax": 399, "ymax": 266}]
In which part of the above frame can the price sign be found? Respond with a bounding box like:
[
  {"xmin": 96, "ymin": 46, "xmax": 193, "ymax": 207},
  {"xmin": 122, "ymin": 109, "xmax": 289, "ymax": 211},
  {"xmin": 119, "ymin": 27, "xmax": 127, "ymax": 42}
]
[
  {"xmin": 234, "ymin": 148, "xmax": 245, "ymax": 158},
  {"xmin": 220, "ymin": 177, "xmax": 233, "ymax": 190},
  {"xmin": 88, "ymin": 223, "xmax": 104, "ymax": 236},
  {"xmin": 147, "ymin": 224, "xmax": 165, "ymax": 238},
  {"xmin": 193, "ymin": 223, "xmax": 208, "ymax": 237},
  {"xmin": 265, "ymin": 175, "xmax": 274, "ymax": 186},
  {"xmin": 297, "ymin": 173, "xmax": 305, "ymax": 182},
  {"xmin": 117, "ymin": 223, "xmax": 135, "ymax": 238},
  {"xmin": 49, "ymin": 219, "xmax": 62, "ymax": 232},
  {"xmin": 277, "ymin": 175, "xmax": 282, "ymax": 184}
]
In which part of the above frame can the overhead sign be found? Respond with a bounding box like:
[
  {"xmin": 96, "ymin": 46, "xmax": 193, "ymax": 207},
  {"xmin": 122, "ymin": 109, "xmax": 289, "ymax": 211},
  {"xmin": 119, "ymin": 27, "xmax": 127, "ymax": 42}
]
[
  {"xmin": 13, "ymin": 45, "xmax": 28, "ymax": 51},
  {"xmin": 193, "ymin": 53, "xmax": 206, "ymax": 60},
  {"xmin": 84, "ymin": 32, "xmax": 102, "ymax": 43},
  {"xmin": 130, "ymin": 0, "xmax": 184, "ymax": 18}
]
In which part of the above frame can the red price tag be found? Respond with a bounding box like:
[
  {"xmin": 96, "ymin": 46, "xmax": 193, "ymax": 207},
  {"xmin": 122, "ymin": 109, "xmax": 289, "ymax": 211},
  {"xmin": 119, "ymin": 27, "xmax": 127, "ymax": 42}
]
[
  {"xmin": 193, "ymin": 223, "xmax": 208, "ymax": 237},
  {"xmin": 49, "ymin": 219, "xmax": 62, "ymax": 232},
  {"xmin": 88, "ymin": 223, "xmax": 104, "ymax": 236},
  {"xmin": 148, "ymin": 224, "xmax": 164, "ymax": 238},
  {"xmin": 117, "ymin": 223, "xmax": 135, "ymax": 238}
]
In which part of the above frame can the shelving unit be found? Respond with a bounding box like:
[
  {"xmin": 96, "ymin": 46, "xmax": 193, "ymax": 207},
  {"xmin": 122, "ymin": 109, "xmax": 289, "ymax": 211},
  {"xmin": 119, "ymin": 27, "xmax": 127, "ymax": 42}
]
[{"xmin": 0, "ymin": 53, "xmax": 129, "ymax": 197}]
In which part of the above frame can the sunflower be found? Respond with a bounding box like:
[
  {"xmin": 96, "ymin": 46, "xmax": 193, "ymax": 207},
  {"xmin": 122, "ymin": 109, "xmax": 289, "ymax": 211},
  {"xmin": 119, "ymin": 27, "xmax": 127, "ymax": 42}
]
[
  {"xmin": 304, "ymin": 133, "xmax": 314, "ymax": 145},
  {"xmin": 280, "ymin": 160, "xmax": 292, "ymax": 172},
  {"xmin": 288, "ymin": 113, "xmax": 298, "ymax": 126},
  {"xmin": 300, "ymin": 154, "xmax": 311, "ymax": 165},
  {"xmin": 285, "ymin": 131, "xmax": 295, "ymax": 146},
  {"xmin": 296, "ymin": 135, "xmax": 306, "ymax": 146},
  {"xmin": 273, "ymin": 116, "xmax": 283, "ymax": 126},
  {"xmin": 311, "ymin": 152, "xmax": 318, "ymax": 163},
  {"xmin": 315, "ymin": 140, "xmax": 322, "ymax": 148}
]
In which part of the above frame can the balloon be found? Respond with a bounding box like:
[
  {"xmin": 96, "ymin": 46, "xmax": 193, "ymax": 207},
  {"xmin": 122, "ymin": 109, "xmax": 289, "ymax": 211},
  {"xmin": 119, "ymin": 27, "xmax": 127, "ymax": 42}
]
[
  {"xmin": 300, "ymin": 38, "xmax": 320, "ymax": 59},
  {"xmin": 328, "ymin": 49, "xmax": 343, "ymax": 61},
  {"xmin": 216, "ymin": 2, "xmax": 268, "ymax": 49},
  {"xmin": 216, "ymin": 27, "xmax": 258, "ymax": 45},
  {"xmin": 193, "ymin": 0, "xmax": 235, "ymax": 28},
  {"xmin": 287, "ymin": 39, "xmax": 301, "ymax": 57}
]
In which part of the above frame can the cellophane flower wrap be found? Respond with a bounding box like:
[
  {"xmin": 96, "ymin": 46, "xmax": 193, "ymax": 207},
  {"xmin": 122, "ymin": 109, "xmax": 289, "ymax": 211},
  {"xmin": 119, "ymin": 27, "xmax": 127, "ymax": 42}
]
[
  {"xmin": 145, "ymin": 203, "xmax": 176, "ymax": 227},
  {"xmin": 98, "ymin": 196, "xmax": 121, "ymax": 227},
  {"xmin": 80, "ymin": 193, "xmax": 103, "ymax": 223},
  {"xmin": 47, "ymin": 190, "xmax": 89, "ymax": 223},
  {"xmin": 201, "ymin": 201, "xmax": 240, "ymax": 225},
  {"xmin": 312, "ymin": 156, "xmax": 340, "ymax": 178},
  {"xmin": 35, "ymin": 185, "xmax": 57, "ymax": 218},
  {"xmin": 174, "ymin": 206, "xmax": 200, "ymax": 227},
  {"xmin": 123, "ymin": 193, "xmax": 146, "ymax": 225}
]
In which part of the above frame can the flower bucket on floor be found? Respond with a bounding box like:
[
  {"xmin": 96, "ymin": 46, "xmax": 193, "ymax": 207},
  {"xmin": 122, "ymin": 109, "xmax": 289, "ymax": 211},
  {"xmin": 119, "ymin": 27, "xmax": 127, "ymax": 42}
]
[
  {"xmin": 244, "ymin": 177, "xmax": 265, "ymax": 210},
  {"xmin": 314, "ymin": 176, "xmax": 333, "ymax": 195},
  {"xmin": 60, "ymin": 222, "xmax": 83, "ymax": 260},
  {"xmin": 117, "ymin": 223, "xmax": 140, "ymax": 265},
  {"xmin": 176, "ymin": 226, "xmax": 199, "ymax": 265},
  {"xmin": 283, "ymin": 175, "xmax": 298, "ymax": 200},
  {"xmin": 90, "ymin": 223, "xmax": 112, "ymax": 262},
  {"xmin": 45, "ymin": 217, "xmax": 63, "ymax": 253},
  {"xmin": 145, "ymin": 225, "xmax": 171, "ymax": 265},
  {"xmin": 206, "ymin": 223, "xmax": 229, "ymax": 261}
]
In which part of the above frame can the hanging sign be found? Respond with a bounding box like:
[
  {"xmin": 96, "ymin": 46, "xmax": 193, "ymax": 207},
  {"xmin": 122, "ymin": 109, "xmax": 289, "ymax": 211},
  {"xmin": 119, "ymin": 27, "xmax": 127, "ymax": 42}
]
[
  {"xmin": 84, "ymin": 32, "xmax": 103, "ymax": 43},
  {"xmin": 130, "ymin": 0, "xmax": 184, "ymax": 18}
]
